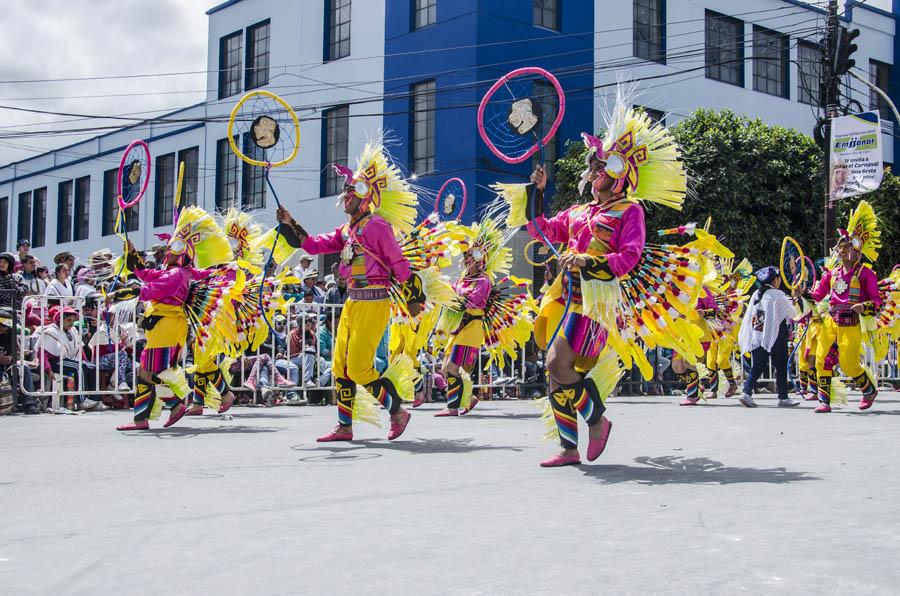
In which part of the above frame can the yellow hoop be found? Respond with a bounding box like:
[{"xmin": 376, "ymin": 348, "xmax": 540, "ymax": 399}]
[
  {"xmin": 227, "ymin": 90, "xmax": 301, "ymax": 168},
  {"xmin": 524, "ymin": 239, "xmax": 559, "ymax": 267},
  {"xmin": 780, "ymin": 236, "xmax": 806, "ymax": 291}
]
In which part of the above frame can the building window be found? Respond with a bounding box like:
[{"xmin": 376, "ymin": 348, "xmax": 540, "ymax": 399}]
[
  {"xmin": 216, "ymin": 137, "xmax": 240, "ymax": 211},
  {"xmin": 411, "ymin": 80, "xmax": 436, "ymax": 175},
  {"xmin": 74, "ymin": 176, "xmax": 90, "ymax": 241},
  {"xmin": 0, "ymin": 197, "xmax": 7, "ymax": 251},
  {"xmin": 322, "ymin": 105, "xmax": 350, "ymax": 196},
  {"xmin": 870, "ymin": 60, "xmax": 892, "ymax": 120},
  {"xmin": 533, "ymin": 0, "xmax": 558, "ymax": 31},
  {"xmin": 327, "ymin": 0, "xmax": 351, "ymax": 61},
  {"xmin": 218, "ymin": 30, "xmax": 243, "ymax": 100},
  {"xmin": 413, "ymin": 0, "xmax": 436, "ymax": 29},
  {"xmin": 246, "ymin": 20, "xmax": 270, "ymax": 90},
  {"xmin": 752, "ymin": 26, "xmax": 788, "ymax": 98},
  {"xmin": 797, "ymin": 41, "xmax": 822, "ymax": 106},
  {"xmin": 633, "ymin": 0, "xmax": 664, "ymax": 63},
  {"xmin": 31, "ymin": 187, "xmax": 46, "ymax": 248},
  {"xmin": 531, "ymin": 80, "xmax": 560, "ymax": 181},
  {"xmin": 177, "ymin": 146, "xmax": 199, "ymax": 208},
  {"xmin": 17, "ymin": 191, "xmax": 31, "ymax": 247},
  {"xmin": 242, "ymin": 133, "xmax": 266, "ymax": 210},
  {"xmin": 102, "ymin": 169, "xmax": 138, "ymax": 236},
  {"xmin": 635, "ymin": 105, "xmax": 665, "ymax": 125},
  {"xmin": 57, "ymin": 181, "xmax": 73, "ymax": 244},
  {"xmin": 155, "ymin": 153, "xmax": 176, "ymax": 227},
  {"xmin": 705, "ymin": 11, "xmax": 744, "ymax": 87}
]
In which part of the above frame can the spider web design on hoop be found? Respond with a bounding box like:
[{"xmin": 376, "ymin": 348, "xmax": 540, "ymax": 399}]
[
  {"xmin": 780, "ymin": 238, "xmax": 806, "ymax": 291},
  {"xmin": 119, "ymin": 145, "xmax": 150, "ymax": 209},
  {"xmin": 229, "ymin": 93, "xmax": 299, "ymax": 168},
  {"xmin": 434, "ymin": 177, "xmax": 467, "ymax": 221},
  {"xmin": 479, "ymin": 69, "xmax": 564, "ymax": 164}
]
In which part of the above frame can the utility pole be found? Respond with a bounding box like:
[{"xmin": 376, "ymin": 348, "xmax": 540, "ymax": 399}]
[{"xmin": 821, "ymin": 0, "xmax": 859, "ymax": 256}]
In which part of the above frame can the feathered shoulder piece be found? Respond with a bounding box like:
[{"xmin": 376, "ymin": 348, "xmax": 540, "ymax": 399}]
[
  {"xmin": 223, "ymin": 209, "xmax": 264, "ymax": 271},
  {"xmin": 168, "ymin": 206, "xmax": 233, "ymax": 269},
  {"xmin": 841, "ymin": 200, "xmax": 881, "ymax": 263}
]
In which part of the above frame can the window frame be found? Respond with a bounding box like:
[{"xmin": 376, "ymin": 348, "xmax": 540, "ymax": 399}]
[
  {"xmin": 218, "ymin": 30, "xmax": 243, "ymax": 100},
  {"xmin": 57, "ymin": 180, "xmax": 73, "ymax": 244},
  {"xmin": 154, "ymin": 152, "xmax": 176, "ymax": 228},
  {"xmin": 0, "ymin": 196, "xmax": 7, "ymax": 252},
  {"xmin": 797, "ymin": 40, "xmax": 823, "ymax": 106},
  {"xmin": 633, "ymin": 0, "xmax": 665, "ymax": 64},
  {"xmin": 412, "ymin": 0, "xmax": 436, "ymax": 30},
  {"xmin": 326, "ymin": 0, "xmax": 352, "ymax": 62},
  {"xmin": 705, "ymin": 10, "xmax": 745, "ymax": 87},
  {"xmin": 752, "ymin": 25, "xmax": 789, "ymax": 98},
  {"xmin": 241, "ymin": 133, "xmax": 267, "ymax": 210},
  {"xmin": 245, "ymin": 19, "xmax": 271, "ymax": 91},
  {"xmin": 74, "ymin": 175, "xmax": 90, "ymax": 241},
  {"xmin": 533, "ymin": 0, "xmax": 559, "ymax": 31},
  {"xmin": 216, "ymin": 137, "xmax": 240, "ymax": 212},
  {"xmin": 177, "ymin": 146, "xmax": 200, "ymax": 208},
  {"xmin": 322, "ymin": 105, "xmax": 350, "ymax": 196},
  {"xmin": 17, "ymin": 191, "xmax": 31, "ymax": 248},
  {"xmin": 870, "ymin": 59, "xmax": 893, "ymax": 121},
  {"xmin": 31, "ymin": 187, "xmax": 46, "ymax": 248},
  {"xmin": 410, "ymin": 79, "xmax": 436, "ymax": 176}
]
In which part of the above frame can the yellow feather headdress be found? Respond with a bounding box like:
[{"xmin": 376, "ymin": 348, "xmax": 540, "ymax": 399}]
[
  {"xmin": 840, "ymin": 200, "xmax": 881, "ymax": 263},
  {"xmin": 223, "ymin": 208, "xmax": 264, "ymax": 271},
  {"xmin": 333, "ymin": 138, "xmax": 418, "ymax": 235},
  {"xmin": 167, "ymin": 206, "xmax": 233, "ymax": 269}
]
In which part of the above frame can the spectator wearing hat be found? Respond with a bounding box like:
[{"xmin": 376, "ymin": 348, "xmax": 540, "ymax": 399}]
[
  {"xmin": 302, "ymin": 270, "xmax": 325, "ymax": 303},
  {"xmin": 14, "ymin": 239, "xmax": 39, "ymax": 272},
  {"xmin": 15, "ymin": 255, "xmax": 47, "ymax": 296},
  {"xmin": 74, "ymin": 267, "xmax": 98, "ymax": 299},
  {"xmin": 324, "ymin": 263, "xmax": 348, "ymax": 305},
  {"xmin": 737, "ymin": 266, "xmax": 798, "ymax": 408},
  {"xmin": 54, "ymin": 251, "xmax": 75, "ymax": 271},
  {"xmin": 295, "ymin": 255, "xmax": 314, "ymax": 280},
  {"xmin": 89, "ymin": 249, "xmax": 114, "ymax": 278},
  {"xmin": 0, "ymin": 253, "xmax": 25, "ymax": 310},
  {"xmin": 34, "ymin": 306, "xmax": 103, "ymax": 411},
  {"xmin": 44, "ymin": 263, "xmax": 75, "ymax": 301}
]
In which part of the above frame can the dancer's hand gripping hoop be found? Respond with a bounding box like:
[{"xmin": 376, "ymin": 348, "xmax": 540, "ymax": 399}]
[
  {"xmin": 478, "ymin": 66, "xmax": 569, "ymax": 347},
  {"xmin": 228, "ymin": 90, "xmax": 302, "ymax": 340}
]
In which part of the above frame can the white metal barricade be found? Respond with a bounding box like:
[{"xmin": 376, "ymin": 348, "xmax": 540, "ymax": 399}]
[{"xmin": 19, "ymin": 294, "xmax": 139, "ymax": 410}]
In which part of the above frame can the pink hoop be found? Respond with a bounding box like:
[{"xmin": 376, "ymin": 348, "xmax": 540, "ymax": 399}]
[
  {"xmin": 477, "ymin": 66, "xmax": 566, "ymax": 165},
  {"xmin": 434, "ymin": 177, "xmax": 468, "ymax": 220},
  {"xmin": 117, "ymin": 140, "xmax": 151, "ymax": 210}
]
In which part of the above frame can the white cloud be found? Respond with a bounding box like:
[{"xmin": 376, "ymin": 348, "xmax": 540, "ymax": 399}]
[{"xmin": 0, "ymin": 0, "xmax": 221, "ymax": 165}]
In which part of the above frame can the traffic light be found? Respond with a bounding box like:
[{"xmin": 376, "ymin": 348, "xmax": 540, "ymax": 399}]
[{"xmin": 834, "ymin": 26, "xmax": 860, "ymax": 76}]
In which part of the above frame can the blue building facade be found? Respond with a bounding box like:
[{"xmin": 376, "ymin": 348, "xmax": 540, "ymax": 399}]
[{"xmin": 382, "ymin": 0, "xmax": 595, "ymax": 224}]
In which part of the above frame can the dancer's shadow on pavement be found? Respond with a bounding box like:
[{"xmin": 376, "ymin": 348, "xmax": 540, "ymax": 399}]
[
  {"xmin": 460, "ymin": 412, "xmax": 540, "ymax": 421},
  {"xmin": 304, "ymin": 437, "xmax": 526, "ymax": 456},
  {"xmin": 581, "ymin": 455, "xmax": 819, "ymax": 486},
  {"xmin": 131, "ymin": 425, "xmax": 284, "ymax": 439},
  {"xmin": 222, "ymin": 412, "xmax": 305, "ymax": 420}
]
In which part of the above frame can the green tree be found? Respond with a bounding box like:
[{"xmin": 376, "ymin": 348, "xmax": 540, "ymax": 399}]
[{"xmin": 553, "ymin": 109, "xmax": 826, "ymax": 268}]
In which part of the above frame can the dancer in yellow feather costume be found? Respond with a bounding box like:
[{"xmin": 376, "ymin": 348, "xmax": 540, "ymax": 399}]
[{"xmin": 497, "ymin": 83, "xmax": 702, "ymax": 467}]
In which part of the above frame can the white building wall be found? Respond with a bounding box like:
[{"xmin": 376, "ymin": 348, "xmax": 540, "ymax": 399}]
[
  {"xmin": 594, "ymin": 0, "xmax": 895, "ymax": 161},
  {"xmin": 0, "ymin": 0, "xmax": 388, "ymax": 266}
]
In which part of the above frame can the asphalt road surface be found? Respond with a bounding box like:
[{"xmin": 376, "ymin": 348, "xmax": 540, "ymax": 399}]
[{"xmin": 2, "ymin": 392, "xmax": 899, "ymax": 595}]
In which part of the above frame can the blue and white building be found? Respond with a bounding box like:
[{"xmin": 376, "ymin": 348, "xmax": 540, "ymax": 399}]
[{"xmin": 1, "ymin": 0, "xmax": 897, "ymax": 277}]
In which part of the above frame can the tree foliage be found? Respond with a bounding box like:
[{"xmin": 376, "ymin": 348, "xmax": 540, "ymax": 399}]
[{"xmin": 552, "ymin": 108, "xmax": 900, "ymax": 275}]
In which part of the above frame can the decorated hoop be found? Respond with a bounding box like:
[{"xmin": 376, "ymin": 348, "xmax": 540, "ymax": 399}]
[
  {"xmin": 227, "ymin": 90, "xmax": 301, "ymax": 168},
  {"xmin": 477, "ymin": 67, "xmax": 566, "ymax": 164},
  {"xmin": 523, "ymin": 239, "xmax": 561, "ymax": 267},
  {"xmin": 801, "ymin": 255, "xmax": 817, "ymax": 293},
  {"xmin": 434, "ymin": 177, "xmax": 468, "ymax": 221},
  {"xmin": 780, "ymin": 236, "xmax": 807, "ymax": 291},
  {"xmin": 117, "ymin": 140, "xmax": 151, "ymax": 210}
]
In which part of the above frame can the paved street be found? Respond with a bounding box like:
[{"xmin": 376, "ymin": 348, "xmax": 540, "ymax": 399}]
[{"xmin": 2, "ymin": 392, "xmax": 900, "ymax": 595}]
